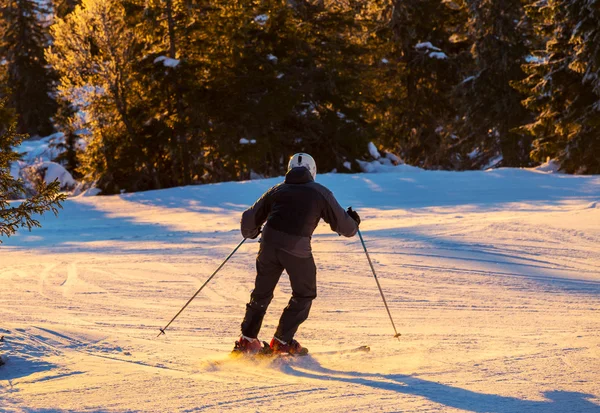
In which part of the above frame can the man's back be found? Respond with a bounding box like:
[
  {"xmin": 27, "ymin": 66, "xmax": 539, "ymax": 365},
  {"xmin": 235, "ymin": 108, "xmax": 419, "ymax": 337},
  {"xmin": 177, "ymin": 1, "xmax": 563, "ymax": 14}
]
[{"xmin": 241, "ymin": 167, "xmax": 358, "ymax": 257}]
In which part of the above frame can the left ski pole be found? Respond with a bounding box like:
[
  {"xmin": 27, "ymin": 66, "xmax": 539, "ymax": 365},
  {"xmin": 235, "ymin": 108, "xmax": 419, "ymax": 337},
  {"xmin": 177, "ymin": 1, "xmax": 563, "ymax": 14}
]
[
  {"xmin": 157, "ymin": 237, "xmax": 247, "ymax": 338},
  {"xmin": 357, "ymin": 229, "xmax": 401, "ymax": 340}
]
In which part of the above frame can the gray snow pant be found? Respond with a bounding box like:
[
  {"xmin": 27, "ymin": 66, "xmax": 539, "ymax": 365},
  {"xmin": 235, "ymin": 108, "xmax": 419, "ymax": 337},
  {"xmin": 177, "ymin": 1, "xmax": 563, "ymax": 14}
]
[{"xmin": 241, "ymin": 242, "xmax": 317, "ymax": 343}]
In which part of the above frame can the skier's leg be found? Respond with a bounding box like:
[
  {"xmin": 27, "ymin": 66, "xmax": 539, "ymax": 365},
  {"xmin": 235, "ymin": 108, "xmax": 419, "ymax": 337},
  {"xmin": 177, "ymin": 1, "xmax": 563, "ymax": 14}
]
[
  {"xmin": 241, "ymin": 243, "xmax": 284, "ymax": 338},
  {"xmin": 274, "ymin": 250, "xmax": 317, "ymax": 343}
]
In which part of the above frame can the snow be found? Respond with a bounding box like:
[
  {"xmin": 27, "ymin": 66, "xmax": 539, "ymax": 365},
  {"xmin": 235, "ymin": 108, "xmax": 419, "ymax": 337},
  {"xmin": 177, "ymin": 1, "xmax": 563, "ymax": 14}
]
[
  {"xmin": 76, "ymin": 187, "xmax": 102, "ymax": 197},
  {"xmin": 468, "ymin": 148, "xmax": 480, "ymax": 160},
  {"xmin": 428, "ymin": 51, "xmax": 448, "ymax": 60},
  {"xmin": 357, "ymin": 148, "xmax": 407, "ymax": 172},
  {"xmin": 15, "ymin": 133, "xmax": 64, "ymax": 163},
  {"xmin": 535, "ymin": 159, "xmax": 562, "ymax": 174},
  {"xmin": 415, "ymin": 42, "xmax": 441, "ymax": 52},
  {"xmin": 385, "ymin": 152, "xmax": 403, "ymax": 165},
  {"xmin": 357, "ymin": 159, "xmax": 421, "ymax": 173},
  {"xmin": 525, "ymin": 55, "xmax": 546, "ymax": 64},
  {"xmin": 154, "ymin": 56, "xmax": 180, "ymax": 68},
  {"xmin": 343, "ymin": 161, "xmax": 352, "ymax": 170},
  {"xmin": 368, "ymin": 142, "xmax": 381, "ymax": 159},
  {"xmin": 9, "ymin": 161, "xmax": 22, "ymax": 180},
  {"xmin": 299, "ymin": 102, "xmax": 318, "ymax": 117},
  {"xmin": 254, "ymin": 14, "xmax": 269, "ymax": 25},
  {"xmin": 483, "ymin": 155, "xmax": 503, "ymax": 170},
  {"xmin": 267, "ymin": 54, "xmax": 278, "ymax": 63},
  {"xmin": 381, "ymin": 58, "xmax": 389, "ymax": 64},
  {"xmin": 36, "ymin": 161, "xmax": 77, "ymax": 188},
  {"xmin": 1, "ymin": 168, "xmax": 600, "ymax": 412},
  {"xmin": 414, "ymin": 43, "xmax": 447, "ymax": 60},
  {"xmin": 239, "ymin": 138, "xmax": 256, "ymax": 145}
]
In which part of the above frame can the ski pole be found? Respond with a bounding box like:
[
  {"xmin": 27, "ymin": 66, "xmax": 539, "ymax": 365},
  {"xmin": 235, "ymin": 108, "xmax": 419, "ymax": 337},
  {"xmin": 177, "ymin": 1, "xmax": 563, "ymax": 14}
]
[
  {"xmin": 357, "ymin": 228, "xmax": 401, "ymax": 339},
  {"xmin": 157, "ymin": 237, "xmax": 247, "ymax": 338}
]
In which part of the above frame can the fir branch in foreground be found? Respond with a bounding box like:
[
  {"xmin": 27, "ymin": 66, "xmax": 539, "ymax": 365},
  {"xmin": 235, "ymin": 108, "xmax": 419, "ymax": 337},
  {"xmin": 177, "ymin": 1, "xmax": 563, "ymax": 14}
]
[{"xmin": 0, "ymin": 180, "xmax": 67, "ymax": 242}]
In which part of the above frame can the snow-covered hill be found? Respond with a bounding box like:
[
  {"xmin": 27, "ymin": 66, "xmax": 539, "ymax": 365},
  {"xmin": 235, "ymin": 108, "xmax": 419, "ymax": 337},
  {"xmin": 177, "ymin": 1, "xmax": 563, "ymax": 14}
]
[{"xmin": 1, "ymin": 168, "xmax": 599, "ymax": 412}]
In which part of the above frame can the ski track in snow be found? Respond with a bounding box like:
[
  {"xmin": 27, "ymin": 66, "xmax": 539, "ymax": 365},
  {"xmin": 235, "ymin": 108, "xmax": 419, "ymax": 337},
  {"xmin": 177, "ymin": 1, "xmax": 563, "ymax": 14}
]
[{"xmin": 1, "ymin": 168, "xmax": 599, "ymax": 412}]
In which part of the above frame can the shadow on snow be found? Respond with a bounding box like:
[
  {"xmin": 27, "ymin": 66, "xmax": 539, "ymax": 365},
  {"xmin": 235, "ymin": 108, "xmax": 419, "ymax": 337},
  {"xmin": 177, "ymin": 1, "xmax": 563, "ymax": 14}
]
[{"xmin": 282, "ymin": 359, "xmax": 600, "ymax": 413}]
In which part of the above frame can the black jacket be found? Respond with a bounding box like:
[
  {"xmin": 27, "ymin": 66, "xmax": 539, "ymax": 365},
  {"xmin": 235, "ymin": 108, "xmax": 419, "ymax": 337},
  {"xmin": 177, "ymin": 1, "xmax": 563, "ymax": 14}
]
[{"xmin": 241, "ymin": 167, "xmax": 358, "ymax": 257}]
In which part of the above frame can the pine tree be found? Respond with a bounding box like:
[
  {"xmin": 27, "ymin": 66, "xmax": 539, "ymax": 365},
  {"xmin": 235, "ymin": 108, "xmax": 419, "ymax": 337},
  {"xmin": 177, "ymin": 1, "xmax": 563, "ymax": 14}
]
[
  {"xmin": 54, "ymin": 0, "xmax": 79, "ymax": 18},
  {"xmin": 196, "ymin": 0, "xmax": 374, "ymax": 178},
  {"xmin": 0, "ymin": 0, "xmax": 57, "ymax": 136},
  {"xmin": 0, "ymin": 99, "xmax": 66, "ymax": 243},
  {"xmin": 50, "ymin": 0, "xmax": 219, "ymax": 192},
  {"xmin": 558, "ymin": 0, "xmax": 600, "ymax": 173},
  {"xmin": 129, "ymin": 0, "xmax": 205, "ymax": 187},
  {"xmin": 50, "ymin": 0, "xmax": 83, "ymax": 176},
  {"xmin": 380, "ymin": 0, "xmax": 469, "ymax": 168},
  {"xmin": 454, "ymin": 0, "xmax": 532, "ymax": 169},
  {"xmin": 517, "ymin": 0, "xmax": 600, "ymax": 173},
  {"xmin": 48, "ymin": 0, "xmax": 152, "ymax": 193},
  {"xmin": 52, "ymin": 96, "xmax": 81, "ymax": 177}
]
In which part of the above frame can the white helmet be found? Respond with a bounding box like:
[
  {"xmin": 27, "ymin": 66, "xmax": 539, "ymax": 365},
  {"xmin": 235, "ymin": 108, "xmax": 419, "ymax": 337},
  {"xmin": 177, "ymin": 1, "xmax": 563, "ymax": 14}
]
[{"xmin": 288, "ymin": 153, "xmax": 317, "ymax": 180}]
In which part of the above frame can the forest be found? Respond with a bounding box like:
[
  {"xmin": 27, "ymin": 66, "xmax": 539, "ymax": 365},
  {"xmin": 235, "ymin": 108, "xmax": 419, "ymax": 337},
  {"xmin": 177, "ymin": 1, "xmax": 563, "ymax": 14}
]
[{"xmin": 1, "ymin": 0, "xmax": 599, "ymax": 194}]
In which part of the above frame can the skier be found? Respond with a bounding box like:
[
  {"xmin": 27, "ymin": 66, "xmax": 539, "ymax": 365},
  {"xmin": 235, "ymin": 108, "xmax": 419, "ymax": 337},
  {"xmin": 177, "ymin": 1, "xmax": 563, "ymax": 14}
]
[{"xmin": 234, "ymin": 153, "xmax": 361, "ymax": 355}]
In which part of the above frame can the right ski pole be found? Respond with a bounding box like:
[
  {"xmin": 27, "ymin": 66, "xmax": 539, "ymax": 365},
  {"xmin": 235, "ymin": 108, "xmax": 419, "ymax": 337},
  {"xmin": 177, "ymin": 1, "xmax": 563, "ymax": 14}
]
[
  {"xmin": 357, "ymin": 228, "xmax": 401, "ymax": 339},
  {"xmin": 157, "ymin": 237, "xmax": 247, "ymax": 338}
]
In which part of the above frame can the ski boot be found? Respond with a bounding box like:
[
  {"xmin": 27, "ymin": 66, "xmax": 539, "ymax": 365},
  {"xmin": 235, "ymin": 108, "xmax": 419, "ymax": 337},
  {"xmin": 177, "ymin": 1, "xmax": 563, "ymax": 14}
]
[
  {"xmin": 269, "ymin": 337, "xmax": 308, "ymax": 356},
  {"xmin": 232, "ymin": 335, "xmax": 264, "ymax": 355}
]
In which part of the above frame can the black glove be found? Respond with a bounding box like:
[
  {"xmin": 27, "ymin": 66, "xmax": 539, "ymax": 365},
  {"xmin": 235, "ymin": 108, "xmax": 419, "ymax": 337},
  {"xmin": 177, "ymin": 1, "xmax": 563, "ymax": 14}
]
[
  {"xmin": 249, "ymin": 228, "xmax": 262, "ymax": 239},
  {"xmin": 347, "ymin": 207, "xmax": 361, "ymax": 226}
]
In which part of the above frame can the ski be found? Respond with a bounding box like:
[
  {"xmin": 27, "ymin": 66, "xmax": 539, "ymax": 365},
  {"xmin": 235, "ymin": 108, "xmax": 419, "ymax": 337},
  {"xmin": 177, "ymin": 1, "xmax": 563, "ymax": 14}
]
[
  {"xmin": 230, "ymin": 344, "xmax": 369, "ymax": 359},
  {"xmin": 312, "ymin": 345, "xmax": 370, "ymax": 356},
  {"xmin": 230, "ymin": 341, "xmax": 309, "ymax": 358}
]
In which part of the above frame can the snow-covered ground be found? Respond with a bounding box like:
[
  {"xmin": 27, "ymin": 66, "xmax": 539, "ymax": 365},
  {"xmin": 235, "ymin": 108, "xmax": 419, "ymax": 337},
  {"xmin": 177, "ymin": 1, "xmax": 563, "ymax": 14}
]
[{"xmin": 1, "ymin": 167, "xmax": 599, "ymax": 412}]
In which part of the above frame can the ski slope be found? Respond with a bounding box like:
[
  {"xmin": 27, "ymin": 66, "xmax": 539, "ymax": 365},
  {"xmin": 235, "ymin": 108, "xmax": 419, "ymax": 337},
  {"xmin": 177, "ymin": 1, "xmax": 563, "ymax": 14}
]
[{"xmin": 1, "ymin": 167, "xmax": 599, "ymax": 412}]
